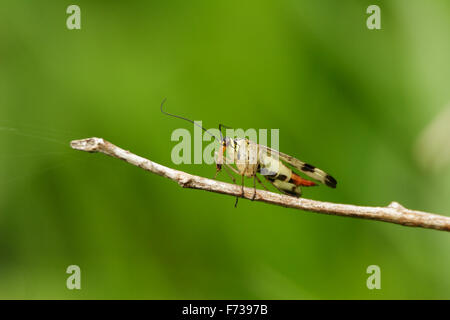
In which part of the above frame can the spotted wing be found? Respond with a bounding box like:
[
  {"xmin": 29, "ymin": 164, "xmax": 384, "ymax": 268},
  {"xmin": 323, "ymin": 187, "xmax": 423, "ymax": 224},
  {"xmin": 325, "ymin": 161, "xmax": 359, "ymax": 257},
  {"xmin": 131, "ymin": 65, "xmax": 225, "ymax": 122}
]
[{"xmin": 255, "ymin": 143, "xmax": 337, "ymax": 188}]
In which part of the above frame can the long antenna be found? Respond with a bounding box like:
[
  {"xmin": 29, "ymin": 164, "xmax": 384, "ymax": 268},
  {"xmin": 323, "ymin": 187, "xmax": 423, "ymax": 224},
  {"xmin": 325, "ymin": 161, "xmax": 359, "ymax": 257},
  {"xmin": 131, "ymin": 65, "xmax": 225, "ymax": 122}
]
[{"xmin": 160, "ymin": 98, "xmax": 221, "ymax": 142}]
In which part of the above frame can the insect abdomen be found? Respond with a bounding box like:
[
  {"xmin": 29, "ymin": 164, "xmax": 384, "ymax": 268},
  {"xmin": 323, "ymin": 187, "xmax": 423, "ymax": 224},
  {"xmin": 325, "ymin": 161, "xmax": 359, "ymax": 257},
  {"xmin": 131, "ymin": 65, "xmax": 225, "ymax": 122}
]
[
  {"xmin": 258, "ymin": 151, "xmax": 292, "ymax": 180},
  {"xmin": 271, "ymin": 180, "xmax": 302, "ymax": 197}
]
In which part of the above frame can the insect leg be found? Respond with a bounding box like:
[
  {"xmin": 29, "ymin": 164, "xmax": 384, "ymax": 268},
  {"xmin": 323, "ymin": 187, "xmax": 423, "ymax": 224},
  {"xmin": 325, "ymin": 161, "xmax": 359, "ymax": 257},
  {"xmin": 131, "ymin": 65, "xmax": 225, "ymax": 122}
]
[
  {"xmin": 222, "ymin": 163, "xmax": 241, "ymax": 208},
  {"xmin": 222, "ymin": 164, "xmax": 237, "ymax": 184},
  {"xmin": 234, "ymin": 175, "xmax": 245, "ymax": 208},
  {"xmin": 251, "ymin": 174, "xmax": 257, "ymax": 201},
  {"xmin": 255, "ymin": 174, "xmax": 270, "ymax": 191},
  {"xmin": 218, "ymin": 160, "xmax": 241, "ymax": 207},
  {"xmin": 224, "ymin": 163, "xmax": 240, "ymax": 175}
]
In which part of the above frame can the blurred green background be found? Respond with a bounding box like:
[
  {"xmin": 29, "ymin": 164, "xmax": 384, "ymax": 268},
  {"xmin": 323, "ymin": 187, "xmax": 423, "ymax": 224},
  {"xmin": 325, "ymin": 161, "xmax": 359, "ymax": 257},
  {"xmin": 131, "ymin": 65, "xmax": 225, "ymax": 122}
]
[{"xmin": 1, "ymin": 0, "xmax": 449, "ymax": 299}]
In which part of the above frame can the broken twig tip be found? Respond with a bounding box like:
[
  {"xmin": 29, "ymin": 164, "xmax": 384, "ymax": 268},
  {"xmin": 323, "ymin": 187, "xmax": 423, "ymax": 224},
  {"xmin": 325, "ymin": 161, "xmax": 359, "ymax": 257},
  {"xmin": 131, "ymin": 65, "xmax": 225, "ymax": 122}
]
[{"xmin": 70, "ymin": 137, "xmax": 104, "ymax": 152}]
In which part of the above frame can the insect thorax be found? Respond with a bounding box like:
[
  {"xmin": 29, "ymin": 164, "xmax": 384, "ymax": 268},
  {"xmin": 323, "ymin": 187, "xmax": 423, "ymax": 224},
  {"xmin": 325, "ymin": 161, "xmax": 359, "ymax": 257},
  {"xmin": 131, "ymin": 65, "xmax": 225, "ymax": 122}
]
[
  {"xmin": 231, "ymin": 139, "xmax": 258, "ymax": 177},
  {"xmin": 227, "ymin": 138, "xmax": 292, "ymax": 180}
]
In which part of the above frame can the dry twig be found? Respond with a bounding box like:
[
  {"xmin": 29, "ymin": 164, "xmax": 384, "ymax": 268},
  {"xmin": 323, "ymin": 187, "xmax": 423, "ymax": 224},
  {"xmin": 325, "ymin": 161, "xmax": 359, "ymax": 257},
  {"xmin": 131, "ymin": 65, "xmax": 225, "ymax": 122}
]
[{"xmin": 71, "ymin": 137, "xmax": 450, "ymax": 232}]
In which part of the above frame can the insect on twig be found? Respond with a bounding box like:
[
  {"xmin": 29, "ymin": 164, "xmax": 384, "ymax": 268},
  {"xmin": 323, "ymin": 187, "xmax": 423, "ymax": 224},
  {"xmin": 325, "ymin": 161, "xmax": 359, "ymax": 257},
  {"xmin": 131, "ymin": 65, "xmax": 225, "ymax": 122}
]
[{"xmin": 161, "ymin": 99, "xmax": 337, "ymax": 207}]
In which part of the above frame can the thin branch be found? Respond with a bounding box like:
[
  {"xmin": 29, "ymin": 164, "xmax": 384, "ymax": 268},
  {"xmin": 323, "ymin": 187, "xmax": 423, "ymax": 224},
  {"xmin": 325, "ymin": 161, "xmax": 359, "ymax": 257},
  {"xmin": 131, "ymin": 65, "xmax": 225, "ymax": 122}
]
[{"xmin": 70, "ymin": 137, "xmax": 450, "ymax": 233}]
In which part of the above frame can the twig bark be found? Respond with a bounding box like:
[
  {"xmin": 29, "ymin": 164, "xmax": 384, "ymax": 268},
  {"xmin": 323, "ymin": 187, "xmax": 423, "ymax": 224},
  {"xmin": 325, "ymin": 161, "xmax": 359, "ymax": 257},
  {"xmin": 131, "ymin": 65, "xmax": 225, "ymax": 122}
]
[{"xmin": 70, "ymin": 137, "xmax": 450, "ymax": 232}]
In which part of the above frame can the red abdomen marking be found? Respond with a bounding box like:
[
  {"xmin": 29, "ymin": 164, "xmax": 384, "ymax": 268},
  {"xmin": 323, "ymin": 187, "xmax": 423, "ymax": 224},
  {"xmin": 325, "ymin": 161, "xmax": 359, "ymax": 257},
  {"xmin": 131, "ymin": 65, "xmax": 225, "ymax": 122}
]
[{"xmin": 290, "ymin": 173, "xmax": 317, "ymax": 187}]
